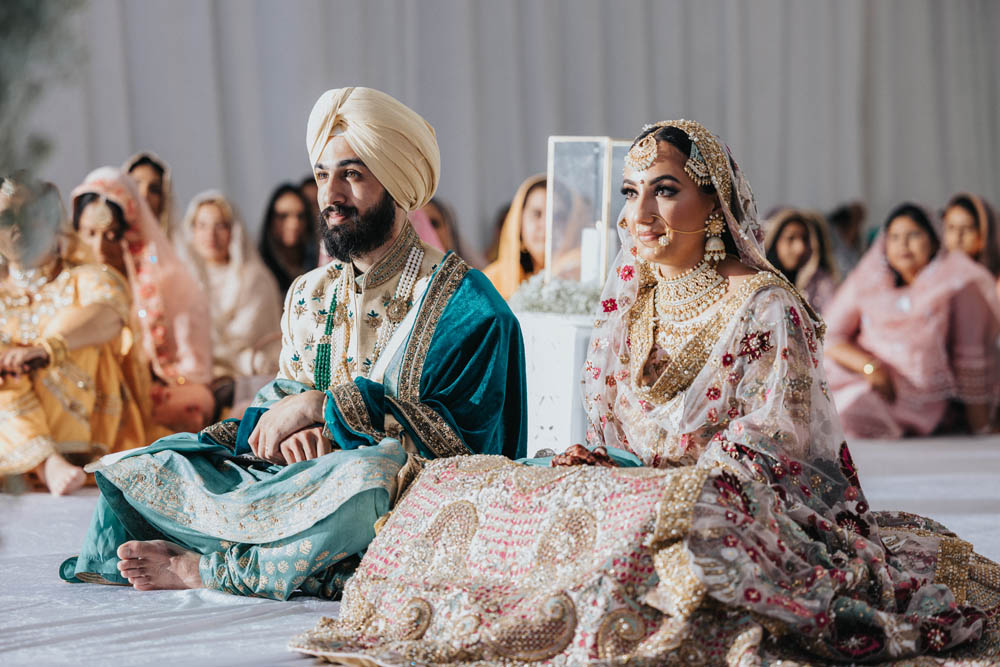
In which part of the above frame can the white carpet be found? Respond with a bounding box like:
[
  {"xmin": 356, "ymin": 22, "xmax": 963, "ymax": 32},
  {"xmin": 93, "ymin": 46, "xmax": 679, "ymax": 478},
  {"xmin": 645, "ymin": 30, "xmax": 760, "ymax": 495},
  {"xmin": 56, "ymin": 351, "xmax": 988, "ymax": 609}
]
[{"xmin": 1, "ymin": 435, "xmax": 997, "ymax": 666}]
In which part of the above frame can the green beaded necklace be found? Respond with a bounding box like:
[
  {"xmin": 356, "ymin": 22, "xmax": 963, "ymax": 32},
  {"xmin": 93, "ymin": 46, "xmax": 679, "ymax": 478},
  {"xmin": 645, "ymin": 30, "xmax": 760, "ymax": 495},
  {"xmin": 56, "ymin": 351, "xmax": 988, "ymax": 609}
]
[{"xmin": 313, "ymin": 276, "xmax": 345, "ymax": 390}]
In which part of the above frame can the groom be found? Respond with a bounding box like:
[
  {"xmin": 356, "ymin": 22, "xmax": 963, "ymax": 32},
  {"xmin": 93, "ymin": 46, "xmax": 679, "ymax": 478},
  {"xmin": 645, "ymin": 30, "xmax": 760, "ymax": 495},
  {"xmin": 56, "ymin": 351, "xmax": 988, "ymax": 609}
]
[{"xmin": 63, "ymin": 87, "xmax": 527, "ymax": 599}]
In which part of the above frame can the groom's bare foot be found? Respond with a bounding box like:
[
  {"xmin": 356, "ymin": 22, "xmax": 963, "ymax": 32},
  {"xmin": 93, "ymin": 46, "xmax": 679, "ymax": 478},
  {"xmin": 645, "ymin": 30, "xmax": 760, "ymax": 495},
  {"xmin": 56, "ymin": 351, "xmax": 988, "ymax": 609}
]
[
  {"xmin": 116, "ymin": 540, "xmax": 204, "ymax": 591},
  {"xmin": 38, "ymin": 454, "xmax": 86, "ymax": 496}
]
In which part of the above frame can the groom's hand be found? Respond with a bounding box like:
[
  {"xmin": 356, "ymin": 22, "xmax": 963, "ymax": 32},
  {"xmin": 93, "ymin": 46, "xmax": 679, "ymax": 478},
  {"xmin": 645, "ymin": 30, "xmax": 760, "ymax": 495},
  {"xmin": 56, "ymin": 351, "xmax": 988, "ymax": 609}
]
[
  {"xmin": 249, "ymin": 390, "xmax": 326, "ymax": 462},
  {"xmin": 279, "ymin": 425, "xmax": 336, "ymax": 464}
]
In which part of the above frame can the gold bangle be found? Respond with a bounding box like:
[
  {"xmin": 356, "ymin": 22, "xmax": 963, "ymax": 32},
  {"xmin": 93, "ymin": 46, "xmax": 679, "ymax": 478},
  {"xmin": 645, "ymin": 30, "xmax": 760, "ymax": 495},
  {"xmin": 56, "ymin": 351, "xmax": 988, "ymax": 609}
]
[
  {"xmin": 862, "ymin": 362, "xmax": 876, "ymax": 376},
  {"xmin": 40, "ymin": 334, "xmax": 69, "ymax": 367},
  {"xmin": 321, "ymin": 392, "xmax": 333, "ymax": 441}
]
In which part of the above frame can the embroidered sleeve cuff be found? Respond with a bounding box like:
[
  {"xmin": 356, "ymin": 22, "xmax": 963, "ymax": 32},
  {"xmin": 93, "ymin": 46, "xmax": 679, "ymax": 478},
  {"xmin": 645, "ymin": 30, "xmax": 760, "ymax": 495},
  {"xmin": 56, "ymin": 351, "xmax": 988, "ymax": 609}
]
[{"xmin": 326, "ymin": 382, "xmax": 383, "ymax": 443}]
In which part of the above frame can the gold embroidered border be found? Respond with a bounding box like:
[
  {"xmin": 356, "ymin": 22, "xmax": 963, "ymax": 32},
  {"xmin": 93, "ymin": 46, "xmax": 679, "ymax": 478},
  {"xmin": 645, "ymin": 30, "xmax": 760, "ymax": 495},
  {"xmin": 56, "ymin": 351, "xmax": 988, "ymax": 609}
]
[
  {"xmin": 331, "ymin": 382, "xmax": 383, "ymax": 440},
  {"xmin": 74, "ymin": 571, "xmax": 130, "ymax": 586},
  {"xmin": 50, "ymin": 361, "xmax": 94, "ymax": 393},
  {"xmin": 725, "ymin": 625, "xmax": 764, "ymax": 665},
  {"xmin": 650, "ymin": 466, "xmax": 710, "ymax": 546},
  {"xmin": 934, "ymin": 535, "xmax": 973, "ymax": 605},
  {"xmin": 360, "ymin": 224, "xmax": 422, "ymax": 290},
  {"xmin": 200, "ymin": 419, "xmax": 240, "ymax": 451},
  {"xmin": 385, "ymin": 395, "xmax": 470, "ymax": 458},
  {"xmin": 92, "ymin": 390, "xmax": 123, "ymax": 417},
  {"xmin": 631, "ymin": 271, "xmax": 788, "ymax": 405},
  {"xmin": 596, "ymin": 608, "xmax": 648, "ymax": 660},
  {"xmin": 397, "ymin": 253, "xmax": 469, "ymax": 401},
  {"xmin": 40, "ymin": 375, "xmax": 89, "ymax": 425},
  {"xmin": 647, "ymin": 542, "xmax": 707, "ymax": 620}
]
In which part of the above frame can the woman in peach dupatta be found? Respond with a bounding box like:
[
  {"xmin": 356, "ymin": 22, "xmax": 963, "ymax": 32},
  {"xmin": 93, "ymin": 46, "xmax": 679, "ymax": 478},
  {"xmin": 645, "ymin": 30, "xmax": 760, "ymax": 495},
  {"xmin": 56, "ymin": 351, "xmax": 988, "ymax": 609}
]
[
  {"xmin": 483, "ymin": 174, "xmax": 546, "ymax": 299},
  {"xmin": 825, "ymin": 202, "xmax": 1000, "ymax": 438},
  {"xmin": 71, "ymin": 168, "xmax": 212, "ymax": 387}
]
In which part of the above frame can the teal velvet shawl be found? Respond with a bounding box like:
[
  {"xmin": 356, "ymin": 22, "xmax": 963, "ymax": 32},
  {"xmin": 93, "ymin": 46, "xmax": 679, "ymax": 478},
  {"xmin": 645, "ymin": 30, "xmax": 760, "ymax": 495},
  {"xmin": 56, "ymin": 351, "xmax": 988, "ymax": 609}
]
[{"xmin": 323, "ymin": 254, "xmax": 527, "ymax": 460}]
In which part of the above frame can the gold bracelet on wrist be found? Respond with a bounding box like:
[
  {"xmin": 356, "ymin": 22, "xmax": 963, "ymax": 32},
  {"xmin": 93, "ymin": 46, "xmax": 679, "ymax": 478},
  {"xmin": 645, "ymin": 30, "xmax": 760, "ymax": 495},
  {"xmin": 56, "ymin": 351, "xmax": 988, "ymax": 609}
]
[
  {"xmin": 321, "ymin": 393, "xmax": 333, "ymax": 441},
  {"xmin": 40, "ymin": 334, "xmax": 69, "ymax": 368}
]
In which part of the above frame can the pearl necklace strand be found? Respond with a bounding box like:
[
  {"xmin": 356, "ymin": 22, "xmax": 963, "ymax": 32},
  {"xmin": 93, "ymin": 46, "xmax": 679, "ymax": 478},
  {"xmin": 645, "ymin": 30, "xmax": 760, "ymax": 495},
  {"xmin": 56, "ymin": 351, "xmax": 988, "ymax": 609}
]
[
  {"xmin": 8, "ymin": 258, "xmax": 60, "ymax": 295},
  {"xmin": 367, "ymin": 246, "xmax": 424, "ymax": 376}
]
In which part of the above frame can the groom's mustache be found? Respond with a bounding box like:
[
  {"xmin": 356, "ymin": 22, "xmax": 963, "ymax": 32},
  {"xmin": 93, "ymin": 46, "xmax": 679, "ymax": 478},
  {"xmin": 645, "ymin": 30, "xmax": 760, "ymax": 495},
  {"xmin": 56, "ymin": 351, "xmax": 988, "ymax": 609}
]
[{"xmin": 321, "ymin": 204, "xmax": 358, "ymax": 225}]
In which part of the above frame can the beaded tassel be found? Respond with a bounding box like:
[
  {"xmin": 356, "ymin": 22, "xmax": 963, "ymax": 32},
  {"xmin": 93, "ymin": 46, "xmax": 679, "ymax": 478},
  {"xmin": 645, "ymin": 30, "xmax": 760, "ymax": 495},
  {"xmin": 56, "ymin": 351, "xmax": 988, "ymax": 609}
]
[
  {"xmin": 313, "ymin": 269, "xmax": 350, "ymax": 390},
  {"xmin": 313, "ymin": 288, "xmax": 338, "ymax": 391}
]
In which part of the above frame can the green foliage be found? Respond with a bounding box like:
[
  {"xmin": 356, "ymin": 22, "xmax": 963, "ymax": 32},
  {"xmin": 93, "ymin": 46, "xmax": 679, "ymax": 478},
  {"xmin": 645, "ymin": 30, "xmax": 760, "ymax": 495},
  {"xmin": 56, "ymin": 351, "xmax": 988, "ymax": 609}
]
[{"xmin": 0, "ymin": 0, "xmax": 85, "ymax": 173}]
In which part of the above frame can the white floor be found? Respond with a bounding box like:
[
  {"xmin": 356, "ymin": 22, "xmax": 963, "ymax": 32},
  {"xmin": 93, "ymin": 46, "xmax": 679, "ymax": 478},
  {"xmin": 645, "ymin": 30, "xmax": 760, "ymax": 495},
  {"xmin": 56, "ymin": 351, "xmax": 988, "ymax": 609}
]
[
  {"xmin": 1, "ymin": 436, "xmax": 997, "ymax": 666},
  {"xmin": 851, "ymin": 435, "xmax": 1000, "ymax": 560},
  {"xmin": 0, "ymin": 489, "xmax": 338, "ymax": 667}
]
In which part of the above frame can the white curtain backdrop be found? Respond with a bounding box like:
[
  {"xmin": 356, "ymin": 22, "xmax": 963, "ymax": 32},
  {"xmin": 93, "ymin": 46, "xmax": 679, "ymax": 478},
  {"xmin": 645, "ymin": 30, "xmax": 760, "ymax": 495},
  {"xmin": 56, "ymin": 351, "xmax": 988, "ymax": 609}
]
[{"xmin": 27, "ymin": 0, "xmax": 1000, "ymax": 251}]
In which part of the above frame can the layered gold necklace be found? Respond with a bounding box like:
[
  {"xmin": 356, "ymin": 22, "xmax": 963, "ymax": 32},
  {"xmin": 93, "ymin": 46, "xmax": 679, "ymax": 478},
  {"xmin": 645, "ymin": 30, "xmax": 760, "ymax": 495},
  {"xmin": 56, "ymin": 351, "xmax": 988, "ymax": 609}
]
[
  {"xmin": 654, "ymin": 260, "xmax": 728, "ymax": 322},
  {"xmin": 652, "ymin": 260, "xmax": 729, "ymax": 358}
]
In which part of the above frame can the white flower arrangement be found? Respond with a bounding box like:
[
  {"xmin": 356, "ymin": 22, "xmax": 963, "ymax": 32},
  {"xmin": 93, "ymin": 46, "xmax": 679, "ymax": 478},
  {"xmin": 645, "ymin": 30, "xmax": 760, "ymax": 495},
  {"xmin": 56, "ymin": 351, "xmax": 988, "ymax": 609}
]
[{"xmin": 508, "ymin": 274, "xmax": 603, "ymax": 315}]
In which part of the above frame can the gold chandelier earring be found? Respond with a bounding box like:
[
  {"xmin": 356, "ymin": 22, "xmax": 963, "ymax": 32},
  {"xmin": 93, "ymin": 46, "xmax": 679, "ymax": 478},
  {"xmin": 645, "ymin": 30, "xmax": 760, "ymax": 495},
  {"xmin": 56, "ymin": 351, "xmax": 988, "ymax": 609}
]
[{"xmin": 703, "ymin": 211, "xmax": 726, "ymax": 263}]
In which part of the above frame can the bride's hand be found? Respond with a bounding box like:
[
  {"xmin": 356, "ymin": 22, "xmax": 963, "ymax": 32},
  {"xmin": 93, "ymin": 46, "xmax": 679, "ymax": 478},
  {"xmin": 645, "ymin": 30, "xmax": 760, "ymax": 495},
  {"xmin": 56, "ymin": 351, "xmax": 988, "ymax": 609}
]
[{"xmin": 551, "ymin": 444, "xmax": 618, "ymax": 468}]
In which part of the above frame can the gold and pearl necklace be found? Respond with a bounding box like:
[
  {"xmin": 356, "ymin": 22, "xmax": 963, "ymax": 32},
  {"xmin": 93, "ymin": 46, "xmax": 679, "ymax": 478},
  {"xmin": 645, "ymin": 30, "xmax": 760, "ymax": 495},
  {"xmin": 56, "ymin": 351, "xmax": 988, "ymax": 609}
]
[
  {"xmin": 654, "ymin": 260, "xmax": 728, "ymax": 322},
  {"xmin": 653, "ymin": 260, "xmax": 728, "ymax": 357},
  {"xmin": 368, "ymin": 245, "xmax": 424, "ymax": 375}
]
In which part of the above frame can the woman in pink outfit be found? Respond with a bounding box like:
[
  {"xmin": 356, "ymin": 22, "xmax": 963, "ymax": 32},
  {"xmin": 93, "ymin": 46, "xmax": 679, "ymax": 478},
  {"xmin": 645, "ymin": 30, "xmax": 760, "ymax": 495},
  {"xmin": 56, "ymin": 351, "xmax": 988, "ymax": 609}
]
[
  {"xmin": 942, "ymin": 192, "xmax": 1000, "ymax": 302},
  {"xmin": 825, "ymin": 202, "xmax": 1000, "ymax": 438}
]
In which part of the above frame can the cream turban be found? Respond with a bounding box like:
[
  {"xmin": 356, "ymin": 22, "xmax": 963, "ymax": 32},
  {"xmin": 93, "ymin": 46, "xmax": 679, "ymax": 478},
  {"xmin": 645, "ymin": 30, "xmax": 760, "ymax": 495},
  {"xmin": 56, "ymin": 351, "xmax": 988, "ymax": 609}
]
[{"xmin": 306, "ymin": 87, "xmax": 440, "ymax": 211}]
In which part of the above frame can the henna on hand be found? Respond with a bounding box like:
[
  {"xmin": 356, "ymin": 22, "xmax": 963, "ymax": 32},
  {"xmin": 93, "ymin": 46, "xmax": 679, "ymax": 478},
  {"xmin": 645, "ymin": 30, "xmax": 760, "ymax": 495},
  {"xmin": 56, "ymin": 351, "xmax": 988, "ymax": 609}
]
[{"xmin": 551, "ymin": 444, "xmax": 618, "ymax": 468}]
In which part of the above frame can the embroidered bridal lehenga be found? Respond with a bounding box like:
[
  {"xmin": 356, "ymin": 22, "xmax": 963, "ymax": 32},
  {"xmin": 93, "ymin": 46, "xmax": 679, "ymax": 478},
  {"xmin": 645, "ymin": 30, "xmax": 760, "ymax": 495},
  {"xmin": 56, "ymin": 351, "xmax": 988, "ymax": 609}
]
[{"xmin": 291, "ymin": 121, "xmax": 1000, "ymax": 665}]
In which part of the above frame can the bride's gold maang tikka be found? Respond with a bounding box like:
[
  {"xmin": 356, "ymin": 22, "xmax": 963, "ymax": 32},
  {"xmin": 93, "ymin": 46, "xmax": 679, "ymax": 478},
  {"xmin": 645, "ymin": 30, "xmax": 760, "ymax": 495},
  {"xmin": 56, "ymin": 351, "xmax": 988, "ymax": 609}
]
[
  {"xmin": 624, "ymin": 120, "xmax": 732, "ymax": 263},
  {"xmin": 624, "ymin": 120, "xmax": 732, "ymax": 205}
]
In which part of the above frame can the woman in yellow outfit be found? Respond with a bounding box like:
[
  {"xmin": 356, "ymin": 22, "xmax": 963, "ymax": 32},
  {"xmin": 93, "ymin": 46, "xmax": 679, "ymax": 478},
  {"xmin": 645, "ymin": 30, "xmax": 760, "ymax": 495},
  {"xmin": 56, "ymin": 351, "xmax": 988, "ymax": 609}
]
[{"xmin": 0, "ymin": 175, "xmax": 152, "ymax": 495}]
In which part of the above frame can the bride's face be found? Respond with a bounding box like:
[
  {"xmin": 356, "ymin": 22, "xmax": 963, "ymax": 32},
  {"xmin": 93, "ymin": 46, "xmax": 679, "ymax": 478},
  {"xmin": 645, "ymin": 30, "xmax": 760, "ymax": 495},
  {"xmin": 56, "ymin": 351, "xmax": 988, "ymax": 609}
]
[{"xmin": 621, "ymin": 141, "xmax": 718, "ymax": 270}]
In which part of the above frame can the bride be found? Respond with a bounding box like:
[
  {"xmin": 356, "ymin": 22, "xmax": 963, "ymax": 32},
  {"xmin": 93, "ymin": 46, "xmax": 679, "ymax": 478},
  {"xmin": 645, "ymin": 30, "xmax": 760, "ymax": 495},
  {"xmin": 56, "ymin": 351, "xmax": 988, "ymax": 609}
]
[{"xmin": 291, "ymin": 120, "xmax": 999, "ymax": 664}]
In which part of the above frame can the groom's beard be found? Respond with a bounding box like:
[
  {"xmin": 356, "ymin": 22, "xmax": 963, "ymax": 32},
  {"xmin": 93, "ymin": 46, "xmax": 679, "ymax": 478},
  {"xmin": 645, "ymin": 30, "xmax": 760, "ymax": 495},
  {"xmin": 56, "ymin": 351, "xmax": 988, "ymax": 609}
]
[{"xmin": 320, "ymin": 191, "xmax": 397, "ymax": 263}]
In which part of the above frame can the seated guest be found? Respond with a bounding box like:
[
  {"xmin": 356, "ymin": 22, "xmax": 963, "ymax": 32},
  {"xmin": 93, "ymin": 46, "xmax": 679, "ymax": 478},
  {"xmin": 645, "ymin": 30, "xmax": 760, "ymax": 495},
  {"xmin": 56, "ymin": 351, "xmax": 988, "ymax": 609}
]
[
  {"xmin": 123, "ymin": 151, "xmax": 174, "ymax": 239},
  {"xmin": 179, "ymin": 190, "xmax": 282, "ymax": 378},
  {"xmin": 73, "ymin": 188, "xmax": 215, "ymax": 437},
  {"xmin": 825, "ymin": 203, "xmax": 1000, "ymax": 438},
  {"xmin": 827, "ymin": 200, "xmax": 866, "ymax": 275},
  {"xmin": 61, "ymin": 86, "xmax": 526, "ymax": 600},
  {"xmin": 483, "ymin": 174, "xmax": 546, "ymax": 299},
  {"xmin": 258, "ymin": 183, "xmax": 317, "ymax": 295},
  {"xmin": 0, "ymin": 175, "xmax": 144, "ymax": 495},
  {"xmin": 764, "ymin": 208, "xmax": 838, "ymax": 312},
  {"xmin": 943, "ymin": 193, "xmax": 1000, "ymax": 298},
  {"xmin": 420, "ymin": 196, "xmax": 485, "ymax": 268},
  {"xmin": 71, "ymin": 168, "xmax": 213, "ymax": 388}
]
